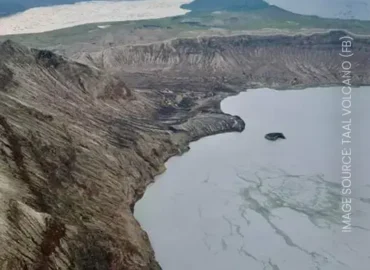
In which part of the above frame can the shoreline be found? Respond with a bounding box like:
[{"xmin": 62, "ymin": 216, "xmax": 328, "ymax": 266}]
[
  {"xmin": 0, "ymin": 0, "xmax": 192, "ymax": 36},
  {"xmin": 131, "ymin": 81, "xmax": 368, "ymax": 211},
  {"xmin": 134, "ymin": 86, "xmax": 370, "ymax": 270},
  {"xmin": 132, "ymin": 82, "xmax": 370, "ymax": 268}
]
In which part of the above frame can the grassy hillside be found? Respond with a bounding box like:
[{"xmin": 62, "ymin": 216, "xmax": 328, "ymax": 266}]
[
  {"xmin": 181, "ymin": 0, "xmax": 269, "ymax": 12},
  {"xmin": 3, "ymin": 5, "xmax": 370, "ymax": 49}
]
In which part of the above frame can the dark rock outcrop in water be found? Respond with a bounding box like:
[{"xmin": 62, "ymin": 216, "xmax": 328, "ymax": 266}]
[
  {"xmin": 265, "ymin": 133, "xmax": 286, "ymax": 141},
  {"xmin": 0, "ymin": 31, "xmax": 370, "ymax": 269}
]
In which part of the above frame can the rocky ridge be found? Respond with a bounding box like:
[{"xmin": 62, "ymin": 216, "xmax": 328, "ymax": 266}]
[{"xmin": 0, "ymin": 39, "xmax": 243, "ymax": 270}]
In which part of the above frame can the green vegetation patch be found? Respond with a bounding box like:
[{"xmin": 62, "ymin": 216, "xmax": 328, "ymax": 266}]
[
  {"xmin": 1, "ymin": 5, "xmax": 370, "ymax": 50},
  {"xmin": 181, "ymin": 0, "xmax": 269, "ymax": 12}
]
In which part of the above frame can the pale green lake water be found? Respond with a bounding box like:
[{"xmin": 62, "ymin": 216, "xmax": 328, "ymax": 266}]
[{"xmin": 135, "ymin": 87, "xmax": 370, "ymax": 270}]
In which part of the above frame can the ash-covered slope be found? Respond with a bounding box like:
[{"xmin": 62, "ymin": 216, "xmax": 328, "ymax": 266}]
[
  {"xmin": 0, "ymin": 40, "xmax": 243, "ymax": 270},
  {"xmin": 1, "ymin": 30, "xmax": 370, "ymax": 270},
  {"xmin": 81, "ymin": 31, "xmax": 370, "ymax": 91}
]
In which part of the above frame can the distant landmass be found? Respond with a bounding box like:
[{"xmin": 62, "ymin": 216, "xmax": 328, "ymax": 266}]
[
  {"xmin": 0, "ymin": 0, "xmax": 92, "ymax": 16},
  {"xmin": 0, "ymin": 0, "xmax": 271, "ymax": 17},
  {"xmin": 181, "ymin": 0, "xmax": 269, "ymax": 12}
]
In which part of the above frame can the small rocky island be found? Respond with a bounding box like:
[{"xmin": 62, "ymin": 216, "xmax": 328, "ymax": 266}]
[{"xmin": 265, "ymin": 133, "xmax": 286, "ymax": 141}]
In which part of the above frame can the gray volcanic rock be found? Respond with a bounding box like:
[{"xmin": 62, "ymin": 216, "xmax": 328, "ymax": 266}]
[
  {"xmin": 79, "ymin": 31, "xmax": 370, "ymax": 91},
  {"xmin": 0, "ymin": 40, "xmax": 243, "ymax": 270},
  {"xmin": 265, "ymin": 132, "xmax": 286, "ymax": 141}
]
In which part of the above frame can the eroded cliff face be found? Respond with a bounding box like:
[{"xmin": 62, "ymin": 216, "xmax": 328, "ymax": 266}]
[
  {"xmin": 0, "ymin": 31, "xmax": 369, "ymax": 270},
  {"xmin": 80, "ymin": 31, "xmax": 370, "ymax": 90},
  {"xmin": 0, "ymin": 39, "xmax": 243, "ymax": 270},
  {"xmin": 0, "ymin": 40, "xmax": 161, "ymax": 270}
]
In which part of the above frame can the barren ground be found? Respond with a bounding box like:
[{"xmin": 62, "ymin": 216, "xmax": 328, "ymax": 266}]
[{"xmin": 0, "ymin": 30, "xmax": 369, "ymax": 269}]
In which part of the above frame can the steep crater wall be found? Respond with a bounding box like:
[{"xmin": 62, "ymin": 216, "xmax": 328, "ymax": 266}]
[{"xmin": 83, "ymin": 31, "xmax": 370, "ymax": 91}]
